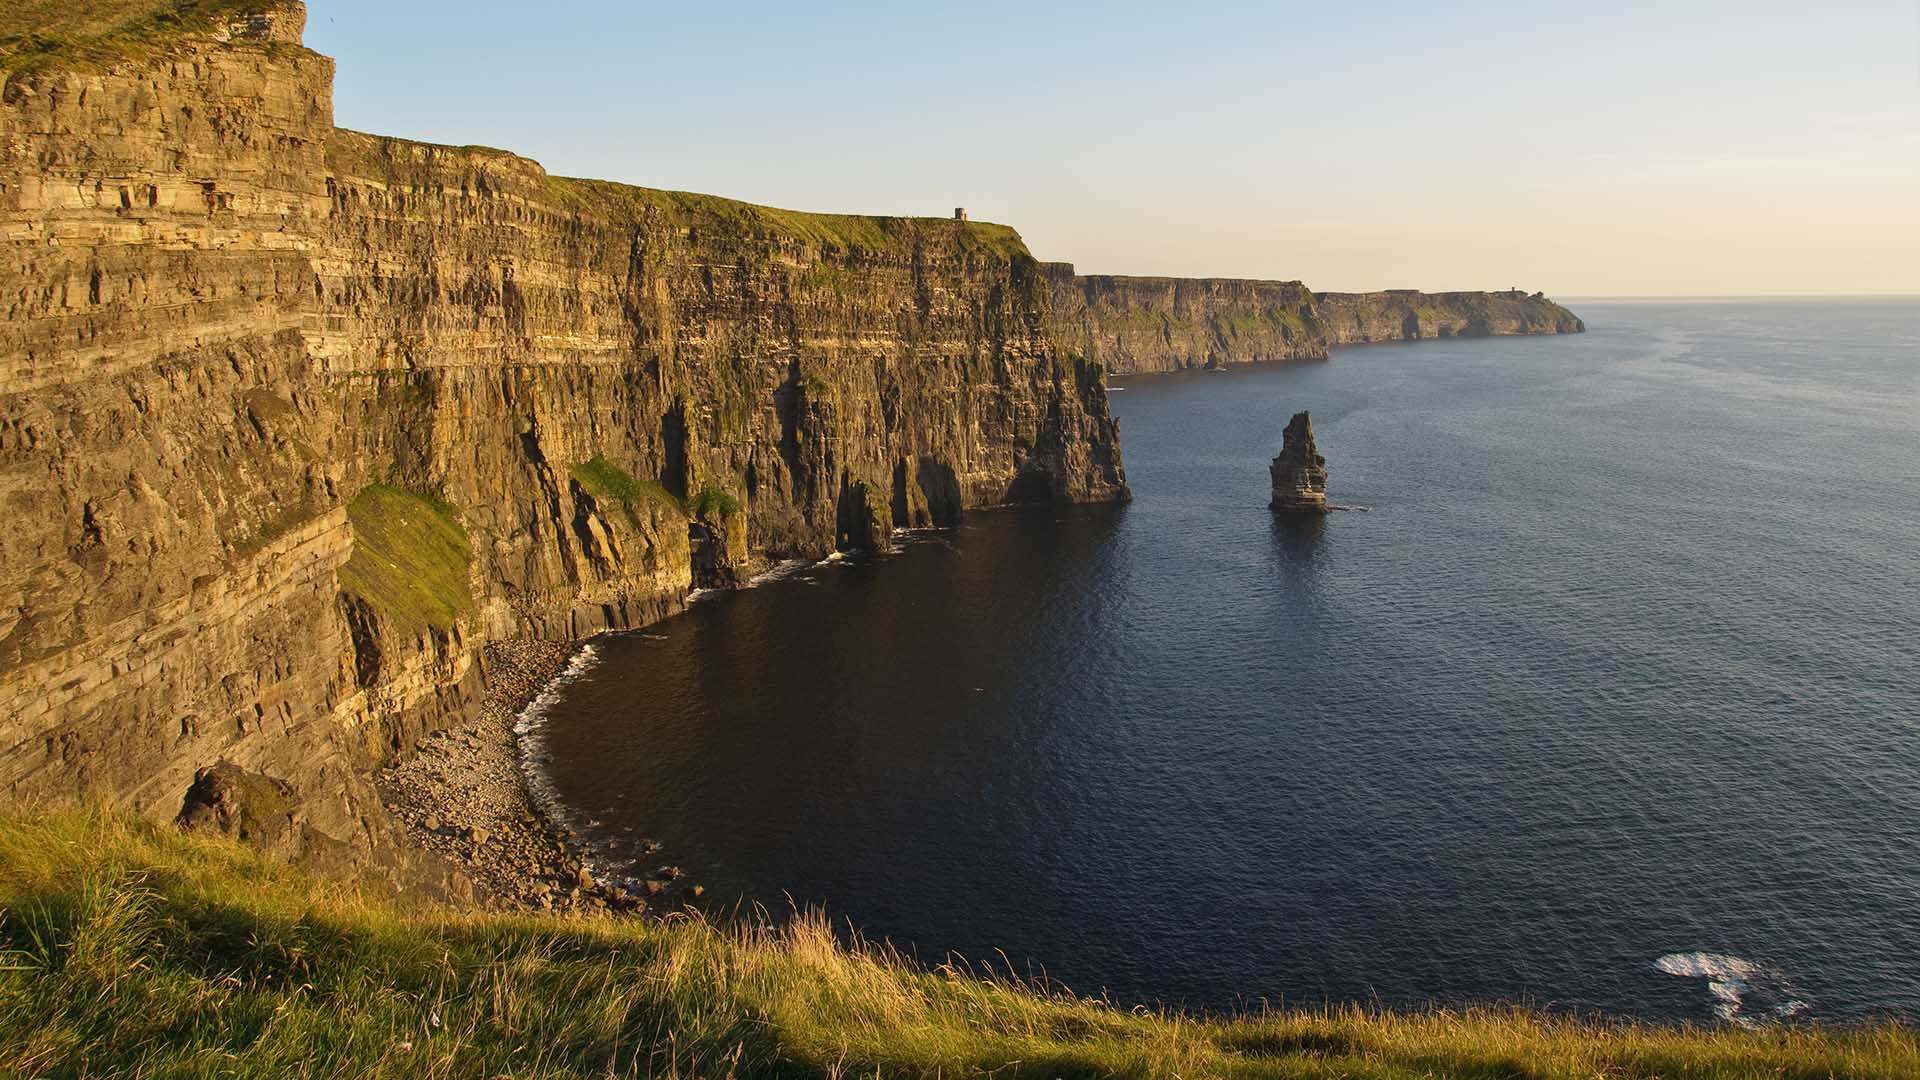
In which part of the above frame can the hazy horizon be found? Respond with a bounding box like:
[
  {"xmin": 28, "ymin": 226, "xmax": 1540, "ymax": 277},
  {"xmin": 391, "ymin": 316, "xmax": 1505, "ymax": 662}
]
[{"xmin": 306, "ymin": 2, "xmax": 1919, "ymax": 297}]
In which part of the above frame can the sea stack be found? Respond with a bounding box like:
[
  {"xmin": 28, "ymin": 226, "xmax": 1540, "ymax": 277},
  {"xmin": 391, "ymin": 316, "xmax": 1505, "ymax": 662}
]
[{"xmin": 1270, "ymin": 411, "xmax": 1330, "ymax": 513}]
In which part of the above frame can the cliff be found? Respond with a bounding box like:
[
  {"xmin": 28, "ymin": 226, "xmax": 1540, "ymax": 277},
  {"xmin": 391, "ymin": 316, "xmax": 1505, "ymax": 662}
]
[
  {"xmin": 1042, "ymin": 263, "xmax": 1326, "ymax": 372},
  {"xmin": 1315, "ymin": 289, "xmax": 1586, "ymax": 345},
  {"xmin": 1043, "ymin": 264, "xmax": 1582, "ymax": 374},
  {"xmin": 0, "ymin": 2, "xmax": 1124, "ymax": 880}
]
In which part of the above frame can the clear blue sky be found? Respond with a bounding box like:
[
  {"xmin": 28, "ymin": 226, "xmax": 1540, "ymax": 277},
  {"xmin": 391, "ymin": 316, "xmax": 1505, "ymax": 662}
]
[{"xmin": 306, "ymin": 2, "xmax": 1919, "ymax": 296}]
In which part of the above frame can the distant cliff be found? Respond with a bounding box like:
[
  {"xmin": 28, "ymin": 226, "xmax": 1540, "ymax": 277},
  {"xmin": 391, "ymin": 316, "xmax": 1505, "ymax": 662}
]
[
  {"xmin": 0, "ymin": 2, "xmax": 1123, "ymax": 878},
  {"xmin": 1316, "ymin": 289, "xmax": 1585, "ymax": 345},
  {"xmin": 1042, "ymin": 263, "xmax": 1326, "ymax": 372},
  {"xmin": 1043, "ymin": 264, "xmax": 1582, "ymax": 375}
]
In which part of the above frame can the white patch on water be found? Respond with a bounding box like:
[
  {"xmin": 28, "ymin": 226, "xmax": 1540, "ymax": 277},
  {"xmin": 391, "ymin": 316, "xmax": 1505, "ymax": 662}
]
[
  {"xmin": 512, "ymin": 644, "xmax": 601, "ymax": 739},
  {"xmin": 513, "ymin": 644, "xmax": 605, "ymax": 867},
  {"xmin": 1654, "ymin": 952, "xmax": 1809, "ymax": 1027},
  {"xmin": 746, "ymin": 559, "xmax": 813, "ymax": 587}
]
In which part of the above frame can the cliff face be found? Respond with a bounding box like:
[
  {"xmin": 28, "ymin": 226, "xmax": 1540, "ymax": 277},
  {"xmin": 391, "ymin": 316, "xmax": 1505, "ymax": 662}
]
[
  {"xmin": 1043, "ymin": 263, "xmax": 1326, "ymax": 373},
  {"xmin": 1043, "ymin": 264, "xmax": 1583, "ymax": 374},
  {"xmin": 0, "ymin": 4, "xmax": 1124, "ymax": 876},
  {"xmin": 1315, "ymin": 289, "xmax": 1585, "ymax": 345}
]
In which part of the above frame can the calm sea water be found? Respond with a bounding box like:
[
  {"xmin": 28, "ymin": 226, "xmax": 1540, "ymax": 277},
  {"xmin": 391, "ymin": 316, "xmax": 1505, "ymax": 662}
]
[{"xmin": 523, "ymin": 299, "xmax": 1920, "ymax": 1023}]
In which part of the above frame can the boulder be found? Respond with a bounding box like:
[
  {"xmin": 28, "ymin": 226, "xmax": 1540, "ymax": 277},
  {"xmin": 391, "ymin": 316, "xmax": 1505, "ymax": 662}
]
[{"xmin": 176, "ymin": 762, "xmax": 299, "ymax": 854}]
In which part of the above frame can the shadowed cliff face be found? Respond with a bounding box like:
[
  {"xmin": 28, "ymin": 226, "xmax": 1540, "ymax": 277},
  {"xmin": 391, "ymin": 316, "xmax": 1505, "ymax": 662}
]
[
  {"xmin": 0, "ymin": 2, "xmax": 1124, "ymax": 873},
  {"xmin": 1042, "ymin": 263, "xmax": 1583, "ymax": 375}
]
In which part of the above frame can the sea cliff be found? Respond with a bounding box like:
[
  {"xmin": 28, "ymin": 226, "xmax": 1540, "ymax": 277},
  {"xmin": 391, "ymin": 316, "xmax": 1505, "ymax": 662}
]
[
  {"xmin": 0, "ymin": 1, "xmax": 1123, "ymax": 883},
  {"xmin": 1316, "ymin": 288, "xmax": 1586, "ymax": 345},
  {"xmin": 1043, "ymin": 263, "xmax": 1327, "ymax": 371},
  {"xmin": 1044, "ymin": 264, "xmax": 1583, "ymax": 374}
]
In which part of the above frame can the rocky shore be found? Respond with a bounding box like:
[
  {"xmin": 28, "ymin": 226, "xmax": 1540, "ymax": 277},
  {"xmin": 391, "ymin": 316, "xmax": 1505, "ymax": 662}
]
[{"xmin": 376, "ymin": 639, "xmax": 699, "ymax": 916}]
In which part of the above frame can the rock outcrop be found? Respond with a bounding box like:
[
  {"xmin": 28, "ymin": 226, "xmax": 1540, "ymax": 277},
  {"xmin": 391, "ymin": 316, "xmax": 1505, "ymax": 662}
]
[
  {"xmin": 0, "ymin": 3, "xmax": 1125, "ymax": 877},
  {"xmin": 1270, "ymin": 412, "xmax": 1329, "ymax": 514},
  {"xmin": 1043, "ymin": 264, "xmax": 1582, "ymax": 375}
]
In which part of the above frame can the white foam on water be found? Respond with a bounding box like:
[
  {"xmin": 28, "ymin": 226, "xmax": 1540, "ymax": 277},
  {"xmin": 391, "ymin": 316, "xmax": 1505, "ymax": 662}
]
[
  {"xmin": 512, "ymin": 644, "xmax": 606, "ymax": 857},
  {"xmin": 746, "ymin": 559, "xmax": 813, "ymax": 587},
  {"xmin": 1654, "ymin": 952, "xmax": 1808, "ymax": 1027},
  {"xmin": 512, "ymin": 643, "xmax": 601, "ymax": 739}
]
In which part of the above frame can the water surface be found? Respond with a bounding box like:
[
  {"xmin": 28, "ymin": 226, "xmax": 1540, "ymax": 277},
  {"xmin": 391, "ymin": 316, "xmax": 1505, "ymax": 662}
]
[{"xmin": 525, "ymin": 299, "xmax": 1920, "ymax": 1022}]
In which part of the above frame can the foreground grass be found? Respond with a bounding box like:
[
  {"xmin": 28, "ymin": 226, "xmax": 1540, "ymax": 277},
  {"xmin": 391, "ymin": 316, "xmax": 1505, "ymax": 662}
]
[{"xmin": 1, "ymin": 812, "xmax": 1912, "ymax": 1078}]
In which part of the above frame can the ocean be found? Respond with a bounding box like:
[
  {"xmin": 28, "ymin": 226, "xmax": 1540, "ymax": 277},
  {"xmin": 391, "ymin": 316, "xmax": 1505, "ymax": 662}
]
[{"xmin": 520, "ymin": 298, "xmax": 1920, "ymax": 1023}]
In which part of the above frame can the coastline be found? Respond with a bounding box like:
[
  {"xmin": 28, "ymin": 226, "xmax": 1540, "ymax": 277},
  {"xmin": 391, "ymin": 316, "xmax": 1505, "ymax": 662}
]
[{"xmin": 377, "ymin": 639, "xmax": 664, "ymax": 915}]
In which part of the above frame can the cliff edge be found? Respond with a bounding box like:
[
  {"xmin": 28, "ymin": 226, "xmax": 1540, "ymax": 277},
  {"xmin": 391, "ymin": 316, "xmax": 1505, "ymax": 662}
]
[
  {"xmin": 1316, "ymin": 289, "xmax": 1585, "ymax": 345},
  {"xmin": 1043, "ymin": 263, "xmax": 1583, "ymax": 375},
  {"xmin": 0, "ymin": 2, "xmax": 1124, "ymax": 883}
]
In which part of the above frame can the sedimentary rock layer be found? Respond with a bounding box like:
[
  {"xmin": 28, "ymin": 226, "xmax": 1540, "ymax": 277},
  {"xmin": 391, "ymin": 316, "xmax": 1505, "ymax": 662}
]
[
  {"xmin": 1043, "ymin": 263, "xmax": 1326, "ymax": 372},
  {"xmin": 0, "ymin": 2, "xmax": 1124, "ymax": 876},
  {"xmin": 1315, "ymin": 289, "xmax": 1585, "ymax": 345},
  {"xmin": 1043, "ymin": 264, "xmax": 1583, "ymax": 375},
  {"xmin": 1269, "ymin": 412, "xmax": 1329, "ymax": 514}
]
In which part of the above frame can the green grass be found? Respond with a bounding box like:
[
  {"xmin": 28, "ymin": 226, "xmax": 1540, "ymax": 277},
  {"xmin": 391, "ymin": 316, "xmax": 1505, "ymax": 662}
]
[
  {"xmin": 337, "ymin": 484, "xmax": 474, "ymax": 634},
  {"xmin": 2, "ymin": 810, "xmax": 1916, "ymax": 1079},
  {"xmin": 689, "ymin": 482, "xmax": 743, "ymax": 520},
  {"xmin": 569, "ymin": 455, "xmax": 683, "ymax": 514},
  {"xmin": 552, "ymin": 177, "xmax": 1031, "ymax": 262},
  {"xmin": 0, "ymin": 0, "xmax": 281, "ymax": 73}
]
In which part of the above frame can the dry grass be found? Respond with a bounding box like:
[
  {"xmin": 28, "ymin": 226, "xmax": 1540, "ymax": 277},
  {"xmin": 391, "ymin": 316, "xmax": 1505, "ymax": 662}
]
[{"xmin": 2, "ymin": 809, "xmax": 1915, "ymax": 1077}]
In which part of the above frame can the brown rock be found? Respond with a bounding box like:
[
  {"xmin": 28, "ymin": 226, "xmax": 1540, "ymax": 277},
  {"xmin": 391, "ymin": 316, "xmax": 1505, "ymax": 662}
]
[{"xmin": 1270, "ymin": 412, "xmax": 1330, "ymax": 514}]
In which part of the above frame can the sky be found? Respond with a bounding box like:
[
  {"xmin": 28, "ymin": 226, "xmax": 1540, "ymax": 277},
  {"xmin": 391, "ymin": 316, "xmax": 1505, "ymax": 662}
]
[{"xmin": 305, "ymin": 2, "xmax": 1920, "ymax": 297}]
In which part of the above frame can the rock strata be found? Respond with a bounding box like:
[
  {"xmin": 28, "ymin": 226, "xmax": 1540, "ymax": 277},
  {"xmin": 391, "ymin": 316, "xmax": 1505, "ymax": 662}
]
[
  {"xmin": 0, "ymin": 1, "xmax": 1126, "ymax": 875},
  {"xmin": 1043, "ymin": 264, "xmax": 1584, "ymax": 375},
  {"xmin": 1270, "ymin": 412, "xmax": 1330, "ymax": 514},
  {"xmin": 1315, "ymin": 289, "xmax": 1585, "ymax": 344}
]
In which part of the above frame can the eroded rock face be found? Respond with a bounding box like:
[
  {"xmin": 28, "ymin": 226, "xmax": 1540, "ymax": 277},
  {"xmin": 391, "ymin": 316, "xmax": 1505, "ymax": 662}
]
[
  {"xmin": 1270, "ymin": 412, "xmax": 1329, "ymax": 514},
  {"xmin": 1043, "ymin": 264, "xmax": 1327, "ymax": 374},
  {"xmin": 0, "ymin": 3, "xmax": 1126, "ymax": 866}
]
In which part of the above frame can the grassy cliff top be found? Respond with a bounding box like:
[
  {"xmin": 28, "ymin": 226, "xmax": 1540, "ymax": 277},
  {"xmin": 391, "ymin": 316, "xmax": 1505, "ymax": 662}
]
[
  {"xmin": 3, "ymin": 809, "xmax": 1914, "ymax": 1079},
  {"xmin": 0, "ymin": 0, "xmax": 289, "ymax": 73},
  {"xmin": 559, "ymin": 177, "xmax": 1032, "ymax": 261},
  {"xmin": 325, "ymin": 129, "xmax": 1032, "ymax": 262}
]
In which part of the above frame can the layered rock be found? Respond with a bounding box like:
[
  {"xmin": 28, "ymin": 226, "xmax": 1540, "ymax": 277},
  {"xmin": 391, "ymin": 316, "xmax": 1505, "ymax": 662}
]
[
  {"xmin": 0, "ymin": 3, "xmax": 1125, "ymax": 875},
  {"xmin": 1269, "ymin": 412, "xmax": 1329, "ymax": 514},
  {"xmin": 1316, "ymin": 289, "xmax": 1585, "ymax": 344},
  {"xmin": 1043, "ymin": 263, "xmax": 1326, "ymax": 373},
  {"xmin": 1042, "ymin": 264, "xmax": 1582, "ymax": 375}
]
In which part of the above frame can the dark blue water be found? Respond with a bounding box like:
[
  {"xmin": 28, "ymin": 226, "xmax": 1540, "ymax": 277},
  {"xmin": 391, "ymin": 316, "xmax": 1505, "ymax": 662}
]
[{"xmin": 524, "ymin": 298, "xmax": 1920, "ymax": 1024}]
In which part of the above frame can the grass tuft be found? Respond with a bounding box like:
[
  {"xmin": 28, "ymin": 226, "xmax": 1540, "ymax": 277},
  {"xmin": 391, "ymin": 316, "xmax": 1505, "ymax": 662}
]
[
  {"xmin": 569, "ymin": 455, "xmax": 683, "ymax": 514},
  {"xmin": 2, "ymin": 809, "xmax": 1916, "ymax": 1078},
  {"xmin": 689, "ymin": 482, "xmax": 743, "ymax": 520},
  {"xmin": 337, "ymin": 484, "xmax": 473, "ymax": 634}
]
